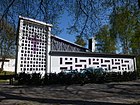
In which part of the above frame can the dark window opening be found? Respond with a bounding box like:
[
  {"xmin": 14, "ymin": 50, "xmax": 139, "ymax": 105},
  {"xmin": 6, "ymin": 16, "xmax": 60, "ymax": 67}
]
[
  {"xmin": 60, "ymin": 58, "xmax": 62, "ymax": 64},
  {"xmin": 128, "ymin": 65, "xmax": 130, "ymax": 70},
  {"xmin": 93, "ymin": 62, "xmax": 99, "ymax": 64},
  {"xmin": 108, "ymin": 65, "xmax": 111, "ymax": 70},
  {"xmin": 65, "ymin": 62, "xmax": 72, "ymax": 64},
  {"xmin": 75, "ymin": 58, "xmax": 77, "ymax": 63},
  {"xmin": 105, "ymin": 60, "xmax": 110, "ymax": 62},
  {"xmin": 75, "ymin": 65, "xmax": 82, "ymax": 67},
  {"xmin": 101, "ymin": 59, "xmax": 103, "ymax": 63},
  {"xmin": 112, "ymin": 67, "xmax": 117, "ymax": 69},
  {"xmin": 84, "ymin": 65, "xmax": 86, "ymax": 68},
  {"xmin": 112, "ymin": 59, "xmax": 114, "ymax": 65},
  {"xmin": 80, "ymin": 60, "xmax": 86, "ymax": 62},
  {"xmin": 89, "ymin": 59, "xmax": 91, "ymax": 65},
  {"xmin": 119, "ymin": 66, "xmax": 121, "ymax": 70}
]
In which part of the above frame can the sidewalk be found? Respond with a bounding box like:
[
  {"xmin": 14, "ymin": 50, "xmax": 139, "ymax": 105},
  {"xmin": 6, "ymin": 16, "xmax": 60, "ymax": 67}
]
[{"xmin": 0, "ymin": 80, "xmax": 140, "ymax": 105}]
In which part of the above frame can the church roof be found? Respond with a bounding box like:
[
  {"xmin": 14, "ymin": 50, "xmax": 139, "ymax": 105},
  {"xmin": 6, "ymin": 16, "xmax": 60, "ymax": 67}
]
[
  {"xmin": 51, "ymin": 35, "xmax": 89, "ymax": 52},
  {"xmin": 49, "ymin": 51, "xmax": 136, "ymax": 58},
  {"xmin": 19, "ymin": 16, "xmax": 53, "ymax": 27}
]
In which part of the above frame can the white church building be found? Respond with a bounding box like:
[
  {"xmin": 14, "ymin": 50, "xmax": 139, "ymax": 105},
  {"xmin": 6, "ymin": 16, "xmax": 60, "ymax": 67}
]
[{"xmin": 15, "ymin": 16, "xmax": 137, "ymax": 76}]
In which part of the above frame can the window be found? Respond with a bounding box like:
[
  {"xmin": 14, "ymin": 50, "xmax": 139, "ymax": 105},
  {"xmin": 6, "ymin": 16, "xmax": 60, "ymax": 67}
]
[
  {"xmin": 75, "ymin": 58, "xmax": 77, "ymax": 63},
  {"xmin": 108, "ymin": 65, "xmax": 110, "ymax": 70},
  {"xmin": 80, "ymin": 60, "xmax": 86, "ymax": 62},
  {"xmin": 24, "ymin": 68, "xmax": 26, "ymax": 71},
  {"xmin": 112, "ymin": 67, "xmax": 117, "ymax": 69},
  {"xmin": 128, "ymin": 65, "xmax": 130, "ymax": 70},
  {"xmin": 89, "ymin": 59, "xmax": 91, "ymax": 65},
  {"xmin": 119, "ymin": 66, "xmax": 121, "ymax": 70},
  {"xmin": 30, "ymin": 68, "xmax": 32, "ymax": 71},
  {"xmin": 112, "ymin": 59, "xmax": 114, "ymax": 65},
  {"xmin": 60, "ymin": 58, "xmax": 62, "ymax": 64},
  {"xmin": 84, "ymin": 65, "xmax": 86, "ymax": 68},
  {"xmin": 101, "ymin": 59, "xmax": 103, "ymax": 63}
]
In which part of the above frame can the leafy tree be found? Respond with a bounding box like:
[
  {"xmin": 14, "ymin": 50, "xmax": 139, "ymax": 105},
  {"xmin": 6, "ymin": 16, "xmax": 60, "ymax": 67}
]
[
  {"xmin": 110, "ymin": 6, "xmax": 139, "ymax": 54},
  {"xmin": 66, "ymin": 0, "xmax": 105, "ymax": 39},
  {"xmin": 130, "ymin": 24, "xmax": 140, "ymax": 74},
  {"xmin": 0, "ymin": 0, "xmax": 65, "ymax": 35},
  {"xmin": 0, "ymin": 20, "xmax": 15, "ymax": 71},
  {"xmin": 16, "ymin": 0, "xmax": 65, "ymax": 35},
  {"xmin": 95, "ymin": 25, "xmax": 116, "ymax": 53},
  {"xmin": 138, "ymin": 0, "xmax": 140, "ymax": 8},
  {"xmin": 66, "ymin": 0, "xmax": 140, "ymax": 50},
  {"xmin": 131, "ymin": 27, "xmax": 140, "ymax": 55},
  {"xmin": 74, "ymin": 35, "xmax": 86, "ymax": 47},
  {"xmin": 0, "ymin": 0, "xmax": 66, "ymax": 71},
  {"xmin": 109, "ymin": 1, "xmax": 140, "ymax": 74}
]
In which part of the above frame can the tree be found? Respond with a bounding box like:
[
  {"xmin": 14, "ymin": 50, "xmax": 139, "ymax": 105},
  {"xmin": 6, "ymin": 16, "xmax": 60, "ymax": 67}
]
[
  {"xmin": 66, "ymin": 0, "xmax": 140, "ymax": 50},
  {"xmin": 131, "ymin": 27, "xmax": 140, "ymax": 55},
  {"xmin": 66, "ymin": 0, "xmax": 105, "ymax": 39},
  {"xmin": 0, "ymin": 0, "xmax": 66, "ymax": 35},
  {"xmin": 0, "ymin": 0, "xmax": 66, "ymax": 71},
  {"xmin": 16, "ymin": 0, "xmax": 65, "ymax": 35},
  {"xmin": 0, "ymin": 20, "xmax": 15, "ymax": 71},
  {"xmin": 95, "ymin": 25, "xmax": 116, "ymax": 53},
  {"xmin": 138, "ymin": 0, "xmax": 140, "ymax": 8},
  {"xmin": 110, "ymin": 6, "xmax": 139, "ymax": 54},
  {"xmin": 74, "ymin": 35, "xmax": 86, "ymax": 47},
  {"xmin": 109, "ymin": 1, "xmax": 140, "ymax": 74}
]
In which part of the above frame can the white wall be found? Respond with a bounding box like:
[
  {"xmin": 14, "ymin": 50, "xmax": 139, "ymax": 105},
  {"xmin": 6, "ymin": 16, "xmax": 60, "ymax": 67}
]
[
  {"xmin": 50, "ymin": 56, "xmax": 135, "ymax": 73},
  {"xmin": 16, "ymin": 16, "xmax": 52, "ymax": 76},
  {"xmin": 0, "ymin": 58, "xmax": 15, "ymax": 72}
]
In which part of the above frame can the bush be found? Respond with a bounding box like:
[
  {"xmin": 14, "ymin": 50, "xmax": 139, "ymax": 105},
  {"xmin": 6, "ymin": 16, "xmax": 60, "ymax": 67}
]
[
  {"xmin": 16, "ymin": 71, "xmax": 138, "ymax": 85},
  {"xmin": 30, "ymin": 73, "xmax": 42, "ymax": 85},
  {"xmin": 17, "ymin": 72, "xmax": 31, "ymax": 85}
]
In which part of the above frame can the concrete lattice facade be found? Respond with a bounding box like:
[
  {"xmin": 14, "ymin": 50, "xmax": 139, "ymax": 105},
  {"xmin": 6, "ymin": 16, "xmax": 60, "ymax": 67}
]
[
  {"xmin": 16, "ymin": 16, "xmax": 52, "ymax": 75},
  {"xmin": 50, "ymin": 51, "xmax": 135, "ymax": 73},
  {"xmin": 16, "ymin": 16, "xmax": 137, "ymax": 75}
]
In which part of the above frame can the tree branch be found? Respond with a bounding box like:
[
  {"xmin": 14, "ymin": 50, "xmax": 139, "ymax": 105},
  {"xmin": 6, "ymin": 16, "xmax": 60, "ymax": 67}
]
[{"xmin": 0, "ymin": 0, "xmax": 15, "ymax": 22}]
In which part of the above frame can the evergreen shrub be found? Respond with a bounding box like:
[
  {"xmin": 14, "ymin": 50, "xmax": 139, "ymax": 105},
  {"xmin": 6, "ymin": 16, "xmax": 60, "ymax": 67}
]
[{"xmin": 16, "ymin": 71, "xmax": 138, "ymax": 85}]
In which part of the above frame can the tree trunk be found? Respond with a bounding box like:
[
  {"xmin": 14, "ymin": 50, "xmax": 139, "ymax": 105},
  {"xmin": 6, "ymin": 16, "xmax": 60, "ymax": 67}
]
[{"xmin": 0, "ymin": 57, "xmax": 5, "ymax": 72}]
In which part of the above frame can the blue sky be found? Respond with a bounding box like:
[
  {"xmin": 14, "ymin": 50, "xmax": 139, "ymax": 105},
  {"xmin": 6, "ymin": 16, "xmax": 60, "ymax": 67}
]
[
  {"xmin": 58, "ymin": 11, "xmax": 76, "ymax": 43},
  {"xmin": 57, "ymin": 7, "xmax": 112, "ymax": 44}
]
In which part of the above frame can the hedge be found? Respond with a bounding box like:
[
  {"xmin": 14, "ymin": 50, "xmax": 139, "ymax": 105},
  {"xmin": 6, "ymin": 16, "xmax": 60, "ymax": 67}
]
[{"xmin": 16, "ymin": 71, "xmax": 138, "ymax": 85}]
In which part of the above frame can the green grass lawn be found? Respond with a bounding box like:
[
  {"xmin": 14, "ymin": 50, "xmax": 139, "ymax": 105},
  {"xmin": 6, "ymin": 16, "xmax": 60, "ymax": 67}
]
[
  {"xmin": 0, "ymin": 71, "xmax": 15, "ymax": 75},
  {"xmin": 0, "ymin": 79, "xmax": 9, "ymax": 83},
  {"xmin": 0, "ymin": 71, "xmax": 15, "ymax": 83}
]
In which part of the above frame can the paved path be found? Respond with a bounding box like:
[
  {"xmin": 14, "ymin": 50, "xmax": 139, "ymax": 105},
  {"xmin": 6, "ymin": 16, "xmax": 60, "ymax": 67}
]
[{"xmin": 0, "ymin": 80, "xmax": 140, "ymax": 105}]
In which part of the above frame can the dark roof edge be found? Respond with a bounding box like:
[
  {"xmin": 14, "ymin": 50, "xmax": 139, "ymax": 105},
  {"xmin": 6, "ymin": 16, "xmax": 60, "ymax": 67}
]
[
  {"xmin": 49, "ymin": 51, "xmax": 136, "ymax": 58},
  {"xmin": 51, "ymin": 35, "xmax": 89, "ymax": 51}
]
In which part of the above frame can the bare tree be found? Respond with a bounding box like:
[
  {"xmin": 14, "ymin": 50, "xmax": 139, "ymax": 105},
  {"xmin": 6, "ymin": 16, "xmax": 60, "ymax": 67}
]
[{"xmin": 0, "ymin": 0, "xmax": 66, "ymax": 71}]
